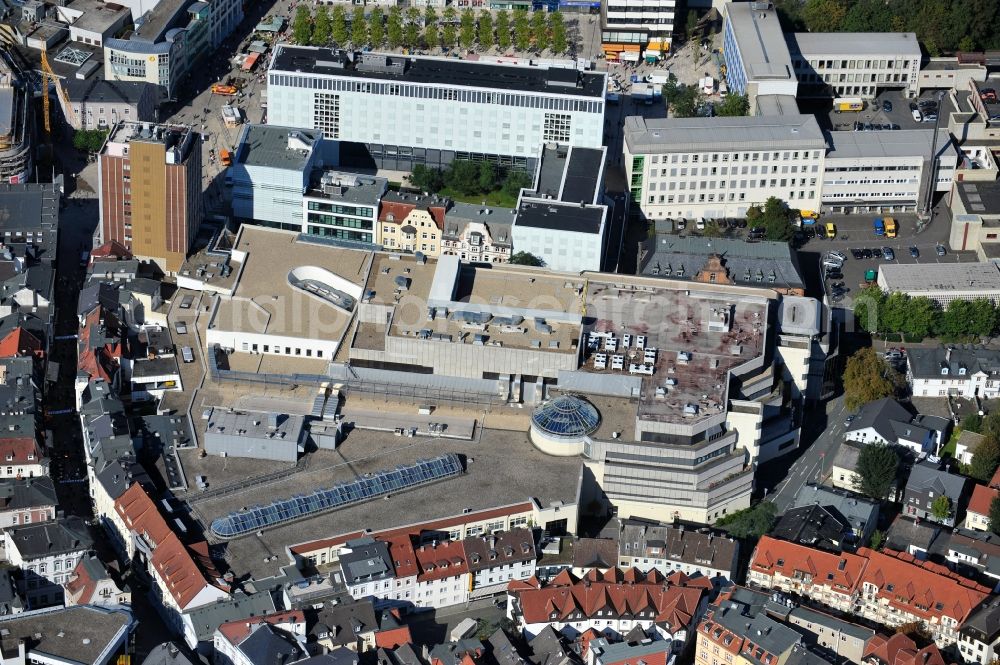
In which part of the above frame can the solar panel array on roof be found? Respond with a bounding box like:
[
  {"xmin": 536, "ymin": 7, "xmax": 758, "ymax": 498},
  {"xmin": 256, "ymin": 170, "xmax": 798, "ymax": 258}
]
[{"xmin": 210, "ymin": 454, "xmax": 464, "ymax": 539}]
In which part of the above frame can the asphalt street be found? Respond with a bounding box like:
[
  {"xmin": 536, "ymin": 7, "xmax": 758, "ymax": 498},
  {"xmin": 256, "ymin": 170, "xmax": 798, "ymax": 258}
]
[{"xmin": 762, "ymin": 396, "xmax": 849, "ymax": 512}]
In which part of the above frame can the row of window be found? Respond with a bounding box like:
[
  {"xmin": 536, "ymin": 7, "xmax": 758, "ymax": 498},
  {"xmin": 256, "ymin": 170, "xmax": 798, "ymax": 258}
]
[
  {"xmin": 795, "ymin": 58, "xmax": 913, "ymax": 71},
  {"xmin": 307, "ymin": 213, "xmax": 373, "ymax": 230},
  {"xmin": 307, "ymin": 200, "xmax": 373, "ymax": 217},
  {"xmin": 652, "ymin": 164, "xmax": 818, "ymax": 178},
  {"xmin": 651, "ymin": 177, "xmax": 817, "ymax": 191},
  {"xmin": 799, "ymin": 72, "xmax": 910, "ymax": 84},
  {"xmin": 242, "ymin": 342, "xmax": 326, "ymax": 358},
  {"xmin": 270, "ymin": 73, "xmax": 604, "ymax": 114},
  {"xmin": 648, "ymin": 150, "xmax": 822, "ymax": 165},
  {"xmin": 647, "ymin": 190, "xmax": 816, "ymax": 205}
]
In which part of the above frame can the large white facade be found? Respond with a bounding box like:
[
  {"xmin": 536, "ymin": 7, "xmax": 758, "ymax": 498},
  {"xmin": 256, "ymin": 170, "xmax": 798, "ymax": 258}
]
[
  {"xmin": 267, "ymin": 48, "xmax": 606, "ymax": 168},
  {"xmin": 787, "ymin": 32, "xmax": 921, "ymax": 99},
  {"xmin": 623, "ymin": 115, "xmax": 826, "ymax": 220}
]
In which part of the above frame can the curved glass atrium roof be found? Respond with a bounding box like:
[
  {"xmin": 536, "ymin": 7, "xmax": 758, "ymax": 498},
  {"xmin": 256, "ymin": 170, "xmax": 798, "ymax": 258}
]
[
  {"xmin": 210, "ymin": 454, "xmax": 464, "ymax": 539},
  {"xmin": 531, "ymin": 395, "xmax": 601, "ymax": 439}
]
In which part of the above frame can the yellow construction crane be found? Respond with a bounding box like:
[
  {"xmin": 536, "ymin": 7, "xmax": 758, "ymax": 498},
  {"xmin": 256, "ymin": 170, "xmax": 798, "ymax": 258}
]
[{"xmin": 39, "ymin": 47, "xmax": 75, "ymax": 138}]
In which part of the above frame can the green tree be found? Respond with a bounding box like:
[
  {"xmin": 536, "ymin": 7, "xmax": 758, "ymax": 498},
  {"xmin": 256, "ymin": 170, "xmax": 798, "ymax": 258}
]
[
  {"xmin": 982, "ymin": 412, "xmax": 1000, "ymax": 441},
  {"xmin": 669, "ymin": 85, "xmax": 701, "ymax": 118},
  {"xmin": 73, "ymin": 128, "xmax": 109, "ymax": 153},
  {"xmin": 759, "ymin": 197, "xmax": 795, "ymax": 241},
  {"xmin": 445, "ymin": 159, "xmax": 482, "ymax": 195},
  {"xmin": 477, "ymin": 161, "xmax": 496, "ymax": 193},
  {"xmin": 387, "ymin": 7, "xmax": 403, "ymax": 49},
  {"xmin": 868, "ymin": 528, "xmax": 885, "ymax": 550},
  {"xmin": 937, "ymin": 299, "xmax": 974, "ymax": 339},
  {"xmin": 549, "ymin": 11, "xmax": 567, "ymax": 54},
  {"xmin": 531, "ymin": 10, "xmax": 549, "ymax": 52},
  {"xmin": 969, "ymin": 436, "xmax": 1000, "ymax": 482},
  {"xmin": 292, "ymin": 5, "xmax": 312, "ymax": 45},
  {"xmin": 962, "ymin": 412, "xmax": 984, "ymax": 434},
  {"xmin": 853, "ymin": 442, "xmax": 900, "ymax": 500},
  {"xmin": 351, "ymin": 6, "xmax": 367, "ymax": 47},
  {"xmin": 509, "ymin": 251, "xmax": 543, "ymax": 266},
  {"xmin": 715, "ymin": 502, "xmax": 778, "ymax": 539},
  {"xmin": 843, "ymin": 347, "xmax": 901, "ymax": 411},
  {"xmin": 331, "ymin": 5, "xmax": 348, "ymax": 45},
  {"xmin": 443, "ymin": 7, "xmax": 458, "ymax": 47},
  {"xmin": 478, "ymin": 11, "xmax": 494, "ymax": 50},
  {"xmin": 368, "ymin": 8, "xmax": 385, "ymax": 47},
  {"xmin": 852, "ymin": 285, "xmax": 885, "ymax": 334},
  {"xmin": 931, "ymin": 495, "xmax": 952, "ymax": 521},
  {"xmin": 424, "ymin": 7, "xmax": 439, "ymax": 49},
  {"xmin": 460, "ymin": 8, "xmax": 476, "ymax": 50},
  {"xmin": 900, "ymin": 296, "xmax": 937, "ymax": 340},
  {"xmin": 312, "ymin": 5, "xmax": 331, "ymax": 45},
  {"xmin": 514, "ymin": 10, "xmax": 531, "ymax": 52},
  {"xmin": 801, "ymin": 0, "xmax": 847, "ymax": 32},
  {"xmin": 701, "ymin": 222, "xmax": 724, "ymax": 238},
  {"xmin": 410, "ymin": 164, "xmax": 444, "ymax": 193},
  {"xmin": 496, "ymin": 10, "xmax": 512, "ymax": 51},
  {"xmin": 685, "ymin": 8, "xmax": 699, "ymax": 39},
  {"xmin": 404, "ymin": 8, "xmax": 421, "ymax": 48},
  {"xmin": 502, "ymin": 170, "xmax": 531, "ymax": 198},
  {"xmin": 968, "ymin": 298, "xmax": 999, "ymax": 337},
  {"xmin": 716, "ymin": 93, "xmax": 750, "ymax": 116},
  {"xmin": 841, "ymin": 0, "xmax": 895, "ymax": 32},
  {"xmin": 989, "ymin": 496, "xmax": 1000, "ymax": 536}
]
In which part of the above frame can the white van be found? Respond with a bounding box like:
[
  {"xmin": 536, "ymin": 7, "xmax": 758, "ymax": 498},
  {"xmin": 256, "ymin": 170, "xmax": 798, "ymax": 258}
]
[
  {"xmin": 181, "ymin": 347, "xmax": 194, "ymax": 363},
  {"xmin": 911, "ymin": 108, "xmax": 923, "ymax": 122}
]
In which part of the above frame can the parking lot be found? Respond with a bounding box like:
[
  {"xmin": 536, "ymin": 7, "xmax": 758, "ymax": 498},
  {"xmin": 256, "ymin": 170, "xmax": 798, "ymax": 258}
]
[{"xmin": 804, "ymin": 87, "xmax": 949, "ymax": 133}]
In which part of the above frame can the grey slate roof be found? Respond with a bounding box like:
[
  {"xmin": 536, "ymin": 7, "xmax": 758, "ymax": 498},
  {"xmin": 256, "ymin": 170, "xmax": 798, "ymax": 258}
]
[
  {"xmin": 907, "ymin": 346, "xmax": 1000, "ymax": 380},
  {"xmin": 846, "ymin": 398, "xmax": 916, "ymax": 443},
  {"xmin": 339, "ymin": 537, "xmax": 395, "ymax": 585},
  {"xmin": 307, "ymin": 598, "xmax": 378, "ymax": 647},
  {"xmin": 711, "ymin": 602, "xmax": 802, "ymax": 664},
  {"xmin": 572, "ymin": 538, "xmax": 618, "ymax": 569},
  {"xmin": 7, "ymin": 516, "xmax": 93, "ymax": 558},
  {"xmin": 0, "ymin": 476, "xmax": 56, "ymax": 510},
  {"xmin": 961, "ymin": 595, "xmax": 1000, "ymax": 644},
  {"xmin": 904, "ymin": 462, "xmax": 968, "ymax": 504},
  {"xmin": 789, "ymin": 484, "xmax": 878, "ymax": 538},
  {"xmin": 771, "ymin": 504, "xmax": 848, "ymax": 551},
  {"xmin": 619, "ymin": 520, "xmax": 738, "ymax": 574},
  {"xmin": 298, "ymin": 650, "xmax": 360, "ymax": 665},
  {"xmin": 184, "ymin": 590, "xmax": 277, "ymax": 643},
  {"xmin": 832, "ymin": 442, "xmax": 862, "ymax": 473},
  {"xmin": 639, "ymin": 235, "xmax": 805, "ymax": 291},
  {"xmin": 237, "ymin": 623, "xmax": 305, "ymax": 665},
  {"xmin": 463, "ymin": 529, "xmax": 535, "ymax": 573},
  {"xmin": 141, "ymin": 643, "xmax": 198, "ymax": 665},
  {"xmin": 884, "ymin": 516, "xmax": 939, "ymax": 553}
]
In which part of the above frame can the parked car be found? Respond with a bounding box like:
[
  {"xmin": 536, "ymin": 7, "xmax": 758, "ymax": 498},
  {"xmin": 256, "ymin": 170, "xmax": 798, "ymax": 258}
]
[
  {"xmin": 804, "ymin": 227, "xmax": 816, "ymax": 239},
  {"xmin": 676, "ymin": 219, "xmax": 687, "ymax": 230},
  {"xmin": 696, "ymin": 218, "xmax": 706, "ymax": 230},
  {"xmin": 911, "ymin": 108, "xmax": 923, "ymax": 122},
  {"xmin": 861, "ymin": 248, "xmax": 873, "ymax": 259},
  {"xmin": 883, "ymin": 247, "xmax": 895, "ymax": 261},
  {"xmin": 825, "ymin": 270, "xmax": 844, "ymax": 280},
  {"xmin": 909, "ymin": 246, "xmax": 920, "ymax": 258},
  {"xmin": 936, "ymin": 244, "xmax": 946, "ymax": 256},
  {"xmin": 174, "ymin": 321, "xmax": 188, "ymax": 335},
  {"xmin": 181, "ymin": 347, "xmax": 195, "ymax": 363},
  {"xmin": 828, "ymin": 250, "xmax": 847, "ymax": 261},
  {"xmin": 890, "ymin": 123, "xmax": 901, "ymax": 130},
  {"xmin": 882, "ymin": 100, "xmax": 893, "ymax": 113},
  {"xmin": 872, "ymin": 247, "xmax": 883, "ymax": 258},
  {"xmin": 851, "ymin": 248, "xmax": 864, "ymax": 259}
]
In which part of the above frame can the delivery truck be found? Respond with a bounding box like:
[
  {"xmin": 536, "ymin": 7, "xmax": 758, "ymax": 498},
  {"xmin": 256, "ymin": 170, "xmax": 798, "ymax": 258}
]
[{"xmin": 833, "ymin": 97, "xmax": 864, "ymax": 112}]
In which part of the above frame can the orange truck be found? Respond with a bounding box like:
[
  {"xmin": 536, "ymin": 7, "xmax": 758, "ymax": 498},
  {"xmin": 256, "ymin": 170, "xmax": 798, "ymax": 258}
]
[
  {"xmin": 211, "ymin": 84, "xmax": 238, "ymax": 96},
  {"xmin": 220, "ymin": 149, "xmax": 232, "ymax": 166}
]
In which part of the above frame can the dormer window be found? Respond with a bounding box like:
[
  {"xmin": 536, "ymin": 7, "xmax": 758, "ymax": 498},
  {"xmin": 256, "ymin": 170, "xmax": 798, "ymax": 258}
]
[
  {"xmin": 959, "ymin": 366, "xmax": 967, "ymax": 375},
  {"xmin": 941, "ymin": 367, "xmax": 949, "ymax": 375}
]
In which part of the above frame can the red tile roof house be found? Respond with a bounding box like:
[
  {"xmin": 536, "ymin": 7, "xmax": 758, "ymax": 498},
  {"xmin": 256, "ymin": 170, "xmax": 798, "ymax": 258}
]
[
  {"xmin": 506, "ymin": 567, "xmax": 710, "ymax": 655},
  {"xmin": 863, "ymin": 632, "xmax": 949, "ymax": 665},
  {"xmin": 966, "ymin": 483, "xmax": 999, "ymax": 532},
  {"xmin": 747, "ymin": 536, "xmax": 991, "ymax": 647},
  {"xmin": 114, "ymin": 483, "xmax": 229, "ymax": 634}
]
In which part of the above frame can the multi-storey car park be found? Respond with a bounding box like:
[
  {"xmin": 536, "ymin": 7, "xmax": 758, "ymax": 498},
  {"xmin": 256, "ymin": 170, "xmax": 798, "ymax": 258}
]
[{"xmin": 266, "ymin": 48, "xmax": 607, "ymax": 171}]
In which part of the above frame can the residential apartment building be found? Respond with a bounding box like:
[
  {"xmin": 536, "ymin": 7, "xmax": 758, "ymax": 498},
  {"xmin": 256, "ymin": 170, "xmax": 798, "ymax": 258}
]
[
  {"xmin": 617, "ymin": 520, "xmax": 738, "ymax": 584},
  {"xmin": 600, "ymin": 0, "xmax": 675, "ymax": 60},
  {"xmin": 785, "ymin": 32, "xmax": 921, "ymax": 99},
  {"xmin": 98, "ymin": 122, "xmax": 203, "ymax": 274},
  {"xmin": 214, "ymin": 611, "xmax": 307, "ymax": 665},
  {"xmin": 464, "ymin": 530, "xmax": 536, "ymax": 599},
  {"xmin": 441, "ymin": 203, "xmax": 515, "ymax": 263},
  {"xmin": 902, "ymin": 462, "xmax": 968, "ymax": 528},
  {"xmin": 844, "ymin": 398, "xmax": 949, "ymax": 455},
  {"xmin": 967, "ymin": 482, "xmax": 999, "ymax": 532},
  {"xmin": 61, "ymin": 78, "xmax": 157, "ymax": 131},
  {"xmin": 113, "ymin": 483, "xmax": 229, "ymax": 633},
  {"xmin": 507, "ymin": 568, "xmax": 709, "ymax": 645},
  {"xmin": 695, "ymin": 588, "xmax": 804, "ymax": 665},
  {"xmin": 3, "ymin": 516, "xmax": 94, "ymax": 608},
  {"xmin": 822, "ymin": 130, "xmax": 957, "ymax": 214},
  {"xmin": 623, "ymin": 115, "xmax": 825, "ymax": 221},
  {"xmin": 0, "ymin": 437, "xmax": 46, "ymax": 479},
  {"xmin": 747, "ymin": 536, "xmax": 992, "ymax": 647},
  {"xmin": 378, "ymin": 192, "xmax": 446, "ymax": 254},
  {"xmin": 906, "ymin": 346, "xmax": 1000, "ymax": 399},
  {"xmin": 721, "ymin": 1, "xmax": 798, "ymax": 102},
  {"xmin": 267, "ymin": 48, "xmax": 607, "ymax": 170},
  {"xmin": 959, "ymin": 596, "xmax": 1000, "ymax": 665},
  {"xmin": 64, "ymin": 553, "xmax": 131, "ymax": 607},
  {"xmin": 0, "ymin": 476, "xmax": 56, "ymax": 528}
]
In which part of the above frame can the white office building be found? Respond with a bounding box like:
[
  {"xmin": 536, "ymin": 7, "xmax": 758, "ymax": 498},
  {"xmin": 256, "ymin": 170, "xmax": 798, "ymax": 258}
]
[
  {"xmin": 877, "ymin": 262, "xmax": 1000, "ymax": 307},
  {"xmin": 623, "ymin": 114, "xmax": 825, "ymax": 220},
  {"xmin": 786, "ymin": 32, "xmax": 921, "ymax": 99},
  {"xmin": 822, "ymin": 129, "xmax": 957, "ymax": 214},
  {"xmin": 229, "ymin": 125, "xmax": 324, "ymax": 231},
  {"xmin": 601, "ymin": 0, "xmax": 675, "ymax": 58},
  {"xmin": 267, "ymin": 48, "xmax": 607, "ymax": 170},
  {"xmin": 722, "ymin": 1, "xmax": 798, "ymax": 104}
]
